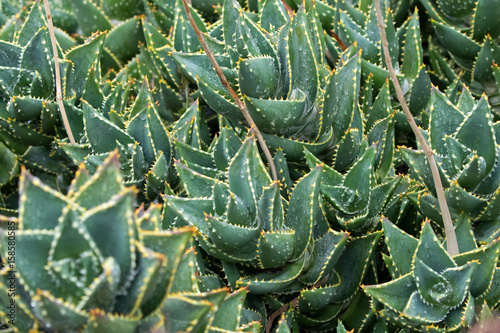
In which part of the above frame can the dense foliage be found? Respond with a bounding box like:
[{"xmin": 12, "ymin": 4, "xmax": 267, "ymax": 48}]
[{"xmin": 0, "ymin": 0, "xmax": 499, "ymax": 332}]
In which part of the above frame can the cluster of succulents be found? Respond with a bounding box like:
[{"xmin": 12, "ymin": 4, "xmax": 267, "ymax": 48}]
[{"xmin": 0, "ymin": 0, "xmax": 500, "ymax": 332}]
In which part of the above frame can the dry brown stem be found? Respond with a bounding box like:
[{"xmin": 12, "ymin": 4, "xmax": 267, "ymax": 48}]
[
  {"xmin": 43, "ymin": 0, "xmax": 76, "ymax": 145},
  {"xmin": 373, "ymin": 0, "xmax": 459, "ymax": 255},
  {"xmin": 180, "ymin": 0, "xmax": 278, "ymax": 181}
]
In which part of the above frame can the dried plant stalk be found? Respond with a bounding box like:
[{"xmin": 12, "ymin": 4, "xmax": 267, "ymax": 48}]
[
  {"xmin": 180, "ymin": 0, "xmax": 278, "ymax": 181},
  {"xmin": 43, "ymin": 0, "xmax": 76, "ymax": 145},
  {"xmin": 374, "ymin": 0, "xmax": 459, "ymax": 255}
]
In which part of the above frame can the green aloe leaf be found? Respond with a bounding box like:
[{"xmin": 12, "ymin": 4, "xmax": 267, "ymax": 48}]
[
  {"xmin": 400, "ymin": 148, "xmax": 450, "ymax": 196},
  {"xmin": 161, "ymin": 295, "xmax": 213, "ymax": 332},
  {"xmin": 71, "ymin": 153, "xmax": 123, "ymax": 209},
  {"xmin": 285, "ymin": 165, "xmax": 322, "ymax": 259},
  {"xmin": 169, "ymin": 248, "xmax": 199, "ymax": 294},
  {"xmin": 288, "ymin": 6, "xmax": 319, "ymax": 106},
  {"xmin": 77, "ymin": 257, "xmax": 119, "ymax": 312},
  {"xmin": 326, "ymin": 52, "xmax": 361, "ymax": 146},
  {"xmin": 236, "ymin": 255, "xmax": 306, "ymax": 294},
  {"xmin": 258, "ymin": 181, "xmax": 285, "ymax": 232},
  {"xmin": 65, "ymin": 32, "xmax": 105, "ymax": 101},
  {"xmin": 298, "ymin": 284, "xmax": 343, "ymax": 315},
  {"xmin": 0, "ymin": 278, "xmax": 35, "ymax": 332},
  {"xmin": 261, "ymin": 126, "xmax": 334, "ymax": 162},
  {"xmin": 331, "ymin": 231, "xmax": 382, "ymax": 303},
  {"xmin": 332, "ymin": 128, "xmax": 362, "ymax": 171},
  {"xmin": 414, "ymin": 257, "xmax": 476, "ymax": 308},
  {"xmin": 102, "ymin": 0, "xmax": 143, "ymax": 20},
  {"xmin": 260, "ymin": 0, "xmax": 289, "ymax": 33},
  {"xmin": 18, "ymin": 171, "xmax": 70, "ymax": 230},
  {"xmin": 164, "ymin": 196, "xmax": 213, "ymax": 234},
  {"xmin": 49, "ymin": 208, "xmax": 94, "ymax": 265},
  {"xmin": 432, "ymin": 21, "xmax": 480, "ymax": 65},
  {"xmin": 172, "ymin": 0, "xmax": 206, "ymax": 53},
  {"xmin": 429, "ymin": 88, "xmax": 465, "ymax": 156},
  {"xmin": 403, "ymin": 290, "xmax": 450, "ymax": 323},
  {"xmin": 223, "ymin": 0, "xmax": 276, "ymax": 63},
  {"xmin": 257, "ymin": 231, "xmax": 295, "ymax": 269},
  {"xmin": 364, "ymin": 273, "xmax": 417, "ymax": 315},
  {"xmin": 445, "ymin": 181, "xmax": 486, "ymax": 218},
  {"xmin": 338, "ymin": 12, "xmax": 378, "ymax": 64},
  {"xmin": 473, "ymin": 37, "xmax": 500, "ymax": 83},
  {"xmin": 228, "ymin": 135, "xmax": 272, "ymax": 222},
  {"xmin": 401, "ymin": 12, "xmax": 422, "ymax": 80},
  {"xmin": 414, "ymin": 222, "xmax": 456, "ymax": 273},
  {"xmin": 81, "ymin": 189, "xmax": 135, "ymax": 289},
  {"xmin": 244, "ymin": 91, "xmax": 307, "ymax": 136},
  {"xmin": 239, "ymin": 56, "xmax": 279, "ymax": 99},
  {"xmin": 213, "ymin": 125, "xmax": 243, "ymax": 172},
  {"xmin": 8, "ymin": 95, "xmax": 46, "ymax": 122},
  {"xmin": 104, "ymin": 17, "xmax": 144, "ymax": 63},
  {"xmin": 174, "ymin": 140, "xmax": 216, "ymax": 176},
  {"xmin": 70, "ymin": 0, "xmax": 112, "ymax": 37},
  {"xmin": 114, "ymin": 243, "xmax": 166, "ymax": 316},
  {"xmin": 367, "ymin": 114, "xmax": 395, "ymax": 181},
  {"xmin": 83, "ymin": 310, "xmax": 140, "ymax": 333},
  {"xmin": 210, "ymin": 288, "xmax": 248, "ymax": 331},
  {"xmin": 330, "ymin": 147, "xmax": 375, "ymax": 214},
  {"xmin": 382, "ymin": 218, "xmax": 419, "ymax": 276},
  {"xmin": 18, "ymin": 27, "xmax": 54, "ymax": 99},
  {"xmin": 16, "ymin": 1, "xmax": 46, "ymax": 47},
  {"xmin": 455, "ymin": 97, "xmax": 497, "ymax": 181},
  {"xmin": 141, "ymin": 227, "xmax": 194, "ymax": 301},
  {"xmin": 176, "ymin": 161, "xmax": 215, "ymax": 198},
  {"xmin": 365, "ymin": 79, "xmax": 390, "ymax": 132},
  {"xmin": 453, "ymin": 239, "xmax": 500, "ymax": 297},
  {"xmin": 206, "ymin": 213, "xmax": 260, "ymax": 251},
  {"xmin": 299, "ymin": 229, "xmax": 349, "ymax": 285},
  {"xmin": 82, "ymin": 101, "xmax": 134, "ymax": 153},
  {"xmin": 444, "ymin": 292, "xmax": 475, "ymax": 330},
  {"xmin": 473, "ymin": 0, "xmax": 500, "ymax": 41},
  {"xmin": 2, "ymin": 231, "xmax": 56, "ymax": 295},
  {"xmin": 409, "ymin": 67, "xmax": 432, "ymax": 116},
  {"xmin": 32, "ymin": 289, "xmax": 88, "ymax": 331}
]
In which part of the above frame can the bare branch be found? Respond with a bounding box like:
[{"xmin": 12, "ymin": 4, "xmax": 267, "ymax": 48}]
[
  {"xmin": 180, "ymin": 0, "xmax": 278, "ymax": 182},
  {"xmin": 373, "ymin": 0, "xmax": 459, "ymax": 255},
  {"xmin": 265, "ymin": 298, "xmax": 298, "ymax": 333},
  {"xmin": 43, "ymin": 0, "xmax": 76, "ymax": 145},
  {"xmin": 327, "ymin": 30, "xmax": 347, "ymax": 51}
]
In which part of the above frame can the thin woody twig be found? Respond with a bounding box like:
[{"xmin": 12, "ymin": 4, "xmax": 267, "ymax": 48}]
[
  {"xmin": 43, "ymin": 0, "xmax": 76, "ymax": 145},
  {"xmin": 265, "ymin": 298, "xmax": 298, "ymax": 333},
  {"xmin": 373, "ymin": 0, "xmax": 459, "ymax": 256},
  {"xmin": 327, "ymin": 30, "xmax": 347, "ymax": 51},
  {"xmin": 180, "ymin": 0, "xmax": 278, "ymax": 182},
  {"xmin": 265, "ymin": 277, "xmax": 326, "ymax": 333},
  {"xmin": 280, "ymin": 0, "xmax": 294, "ymax": 16}
]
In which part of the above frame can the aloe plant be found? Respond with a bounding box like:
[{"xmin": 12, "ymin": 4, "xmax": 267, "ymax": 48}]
[
  {"xmin": 364, "ymin": 218, "xmax": 500, "ymax": 332},
  {"xmin": 164, "ymin": 125, "xmax": 384, "ymax": 330},
  {"xmin": 420, "ymin": 0, "xmax": 500, "ymax": 111},
  {"xmin": 0, "ymin": 152, "xmax": 260, "ymax": 332},
  {"xmin": 401, "ymin": 87, "xmax": 500, "ymax": 245},
  {"xmin": 1, "ymin": 0, "xmax": 500, "ymax": 331}
]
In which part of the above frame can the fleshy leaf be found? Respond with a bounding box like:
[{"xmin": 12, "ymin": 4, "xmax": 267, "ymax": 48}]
[
  {"xmin": 285, "ymin": 165, "xmax": 322, "ymax": 259},
  {"xmin": 414, "ymin": 222, "xmax": 456, "ymax": 273}
]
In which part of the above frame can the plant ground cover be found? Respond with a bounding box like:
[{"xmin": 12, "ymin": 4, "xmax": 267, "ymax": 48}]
[{"xmin": 0, "ymin": 0, "xmax": 500, "ymax": 332}]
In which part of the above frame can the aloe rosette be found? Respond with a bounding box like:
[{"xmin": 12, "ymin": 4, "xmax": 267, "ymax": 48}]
[
  {"xmin": 164, "ymin": 126, "xmax": 384, "ymax": 330},
  {"xmin": 364, "ymin": 219, "xmax": 500, "ymax": 331},
  {"xmin": 0, "ymin": 0, "xmax": 150, "ymax": 205},
  {"xmin": 400, "ymin": 87, "xmax": 500, "ymax": 244},
  {"xmin": 171, "ymin": 0, "xmax": 375, "ymax": 162},
  {"xmin": 419, "ymin": 0, "xmax": 500, "ymax": 111},
  {"xmin": 0, "ymin": 152, "xmax": 260, "ymax": 332}
]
